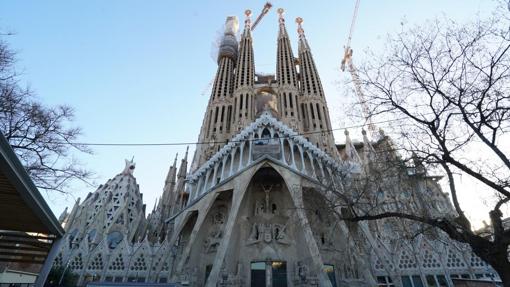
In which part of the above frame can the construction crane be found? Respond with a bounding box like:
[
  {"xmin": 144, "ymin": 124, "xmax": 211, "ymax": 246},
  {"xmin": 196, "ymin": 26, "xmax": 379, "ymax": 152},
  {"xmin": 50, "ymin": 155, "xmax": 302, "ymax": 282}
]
[
  {"xmin": 341, "ymin": 0, "xmax": 378, "ymax": 138},
  {"xmin": 251, "ymin": 2, "xmax": 273, "ymax": 31}
]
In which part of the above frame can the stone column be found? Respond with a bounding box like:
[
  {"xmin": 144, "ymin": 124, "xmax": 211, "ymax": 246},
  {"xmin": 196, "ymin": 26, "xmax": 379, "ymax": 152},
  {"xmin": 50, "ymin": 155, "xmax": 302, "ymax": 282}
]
[
  {"xmin": 288, "ymin": 183, "xmax": 333, "ymax": 287},
  {"xmin": 175, "ymin": 193, "xmax": 218, "ymax": 274},
  {"xmin": 205, "ymin": 173, "xmax": 250, "ymax": 287}
]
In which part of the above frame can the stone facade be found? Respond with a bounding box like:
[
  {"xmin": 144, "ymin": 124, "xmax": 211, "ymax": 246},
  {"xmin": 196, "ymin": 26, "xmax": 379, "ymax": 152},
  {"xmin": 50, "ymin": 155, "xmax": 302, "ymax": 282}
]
[{"xmin": 55, "ymin": 9, "xmax": 500, "ymax": 287}]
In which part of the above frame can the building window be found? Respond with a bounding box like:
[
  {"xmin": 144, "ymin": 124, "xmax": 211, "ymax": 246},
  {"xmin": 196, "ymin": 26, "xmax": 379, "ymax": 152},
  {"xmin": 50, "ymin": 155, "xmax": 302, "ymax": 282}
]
[
  {"xmin": 324, "ymin": 264, "xmax": 337, "ymax": 287},
  {"xmin": 250, "ymin": 261, "xmax": 287, "ymax": 287},
  {"xmin": 425, "ymin": 274, "xmax": 449, "ymax": 287},
  {"xmin": 251, "ymin": 262, "xmax": 266, "ymax": 287},
  {"xmin": 377, "ymin": 276, "xmax": 395, "ymax": 287},
  {"xmin": 402, "ymin": 275, "xmax": 425, "ymax": 287},
  {"xmin": 271, "ymin": 261, "xmax": 287, "ymax": 287}
]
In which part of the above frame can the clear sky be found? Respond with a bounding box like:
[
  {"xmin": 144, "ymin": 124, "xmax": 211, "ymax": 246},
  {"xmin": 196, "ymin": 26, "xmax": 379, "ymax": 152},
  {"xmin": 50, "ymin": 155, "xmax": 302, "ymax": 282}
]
[{"xmin": 0, "ymin": 0, "xmax": 500, "ymax": 227}]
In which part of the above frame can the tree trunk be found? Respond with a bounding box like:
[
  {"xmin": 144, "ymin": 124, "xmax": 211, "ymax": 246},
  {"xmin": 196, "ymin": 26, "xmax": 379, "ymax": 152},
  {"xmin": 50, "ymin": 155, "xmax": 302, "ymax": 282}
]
[{"xmin": 484, "ymin": 253, "xmax": 510, "ymax": 287}]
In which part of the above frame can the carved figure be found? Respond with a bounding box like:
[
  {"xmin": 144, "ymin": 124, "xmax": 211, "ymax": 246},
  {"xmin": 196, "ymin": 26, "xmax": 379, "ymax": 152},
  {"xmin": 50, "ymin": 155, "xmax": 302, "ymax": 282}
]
[
  {"xmin": 263, "ymin": 223, "xmax": 272, "ymax": 243},
  {"xmin": 255, "ymin": 200, "xmax": 265, "ymax": 216},
  {"xmin": 296, "ymin": 261, "xmax": 308, "ymax": 282},
  {"xmin": 204, "ymin": 229, "xmax": 222, "ymax": 253},
  {"xmin": 273, "ymin": 223, "xmax": 290, "ymax": 245},
  {"xmin": 246, "ymin": 223, "xmax": 262, "ymax": 246}
]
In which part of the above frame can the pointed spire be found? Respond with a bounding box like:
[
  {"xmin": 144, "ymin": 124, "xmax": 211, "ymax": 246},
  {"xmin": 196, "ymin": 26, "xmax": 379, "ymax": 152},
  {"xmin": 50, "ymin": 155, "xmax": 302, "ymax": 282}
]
[
  {"xmin": 276, "ymin": 8, "xmax": 300, "ymax": 125},
  {"xmin": 234, "ymin": 10, "xmax": 255, "ymax": 91},
  {"xmin": 153, "ymin": 197, "xmax": 158, "ymax": 212},
  {"xmin": 217, "ymin": 16, "xmax": 239, "ymax": 64},
  {"xmin": 178, "ymin": 147, "xmax": 189, "ymax": 179},
  {"xmin": 243, "ymin": 9, "xmax": 252, "ymax": 36},
  {"xmin": 277, "ymin": 8, "xmax": 288, "ymax": 38},
  {"xmin": 165, "ymin": 153, "xmax": 178, "ymax": 184},
  {"xmin": 58, "ymin": 207, "xmax": 69, "ymax": 224},
  {"xmin": 296, "ymin": 17, "xmax": 310, "ymax": 51},
  {"xmin": 344, "ymin": 130, "xmax": 361, "ymax": 163},
  {"xmin": 122, "ymin": 159, "xmax": 136, "ymax": 175},
  {"xmin": 277, "ymin": 8, "xmax": 298, "ymax": 88},
  {"xmin": 362, "ymin": 129, "xmax": 376, "ymax": 163},
  {"xmin": 296, "ymin": 17, "xmax": 323, "ymax": 97}
]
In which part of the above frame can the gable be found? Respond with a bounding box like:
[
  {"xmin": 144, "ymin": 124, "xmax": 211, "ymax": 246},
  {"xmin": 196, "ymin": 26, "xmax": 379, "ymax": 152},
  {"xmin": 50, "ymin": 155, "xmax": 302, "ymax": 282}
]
[{"xmin": 184, "ymin": 111, "xmax": 360, "ymax": 207}]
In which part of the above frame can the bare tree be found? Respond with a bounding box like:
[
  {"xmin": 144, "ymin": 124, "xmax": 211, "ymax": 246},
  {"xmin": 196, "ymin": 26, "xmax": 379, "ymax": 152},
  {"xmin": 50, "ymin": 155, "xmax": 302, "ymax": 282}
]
[
  {"xmin": 0, "ymin": 38, "xmax": 91, "ymax": 193},
  {"xmin": 336, "ymin": 2, "xmax": 510, "ymax": 284}
]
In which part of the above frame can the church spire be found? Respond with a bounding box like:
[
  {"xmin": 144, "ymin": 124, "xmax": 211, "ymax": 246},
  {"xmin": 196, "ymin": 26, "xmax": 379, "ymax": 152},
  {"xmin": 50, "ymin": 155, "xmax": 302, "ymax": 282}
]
[
  {"xmin": 296, "ymin": 17, "xmax": 324, "ymax": 98},
  {"xmin": 276, "ymin": 8, "xmax": 300, "ymax": 127},
  {"xmin": 232, "ymin": 10, "xmax": 256, "ymax": 132},
  {"xmin": 344, "ymin": 129, "xmax": 361, "ymax": 163},
  {"xmin": 234, "ymin": 10, "xmax": 255, "ymax": 90},
  {"xmin": 295, "ymin": 17, "xmax": 337, "ymax": 156},
  {"xmin": 173, "ymin": 146, "xmax": 189, "ymax": 213},
  {"xmin": 212, "ymin": 16, "xmax": 238, "ymax": 100},
  {"xmin": 191, "ymin": 17, "xmax": 239, "ymax": 170},
  {"xmin": 161, "ymin": 153, "xmax": 178, "ymax": 208}
]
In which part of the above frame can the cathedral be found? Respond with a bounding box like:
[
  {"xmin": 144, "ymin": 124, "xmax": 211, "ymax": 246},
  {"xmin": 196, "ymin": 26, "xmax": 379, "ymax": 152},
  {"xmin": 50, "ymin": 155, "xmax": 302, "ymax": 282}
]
[{"xmin": 55, "ymin": 9, "xmax": 499, "ymax": 287}]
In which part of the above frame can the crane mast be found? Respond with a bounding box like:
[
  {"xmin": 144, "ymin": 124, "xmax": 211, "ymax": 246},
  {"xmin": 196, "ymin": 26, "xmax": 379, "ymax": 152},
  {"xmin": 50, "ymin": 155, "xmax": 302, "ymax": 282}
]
[
  {"xmin": 251, "ymin": 2, "xmax": 273, "ymax": 31},
  {"xmin": 341, "ymin": 0, "xmax": 378, "ymax": 139}
]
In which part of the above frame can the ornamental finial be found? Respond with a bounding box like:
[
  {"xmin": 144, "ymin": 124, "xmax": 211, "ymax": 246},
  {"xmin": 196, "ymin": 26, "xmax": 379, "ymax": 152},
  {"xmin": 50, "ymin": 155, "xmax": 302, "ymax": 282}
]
[
  {"xmin": 296, "ymin": 17, "xmax": 304, "ymax": 36},
  {"xmin": 122, "ymin": 158, "xmax": 136, "ymax": 175},
  {"xmin": 245, "ymin": 9, "xmax": 252, "ymax": 28},
  {"xmin": 277, "ymin": 8, "xmax": 285, "ymax": 24}
]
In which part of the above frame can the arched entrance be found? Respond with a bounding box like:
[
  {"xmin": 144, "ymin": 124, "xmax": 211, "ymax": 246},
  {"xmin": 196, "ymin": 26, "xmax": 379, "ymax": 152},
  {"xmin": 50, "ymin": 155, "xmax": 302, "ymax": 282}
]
[{"xmin": 226, "ymin": 166, "xmax": 302, "ymax": 287}]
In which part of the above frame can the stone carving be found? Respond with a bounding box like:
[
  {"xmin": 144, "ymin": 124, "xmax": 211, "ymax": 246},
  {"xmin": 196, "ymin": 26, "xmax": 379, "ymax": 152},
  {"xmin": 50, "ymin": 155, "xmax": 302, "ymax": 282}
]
[
  {"xmin": 273, "ymin": 223, "xmax": 290, "ymax": 245},
  {"xmin": 180, "ymin": 267, "xmax": 198, "ymax": 286},
  {"xmin": 293, "ymin": 261, "xmax": 319, "ymax": 286},
  {"xmin": 204, "ymin": 229, "xmax": 222, "ymax": 253},
  {"xmin": 217, "ymin": 263, "xmax": 243, "ymax": 286},
  {"xmin": 297, "ymin": 261, "xmax": 308, "ymax": 282},
  {"xmin": 262, "ymin": 223, "xmax": 272, "ymax": 243},
  {"xmin": 254, "ymin": 200, "xmax": 265, "ymax": 216},
  {"xmin": 204, "ymin": 208, "xmax": 226, "ymax": 253},
  {"xmin": 247, "ymin": 223, "xmax": 261, "ymax": 245},
  {"xmin": 246, "ymin": 222, "xmax": 290, "ymax": 245}
]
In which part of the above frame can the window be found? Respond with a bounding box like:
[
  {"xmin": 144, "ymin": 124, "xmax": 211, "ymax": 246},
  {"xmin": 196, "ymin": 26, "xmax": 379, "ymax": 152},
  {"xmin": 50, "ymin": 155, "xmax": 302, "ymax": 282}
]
[
  {"xmin": 402, "ymin": 275, "xmax": 424, "ymax": 287},
  {"xmin": 425, "ymin": 275, "xmax": 438, "ymax": 287},
  {"xmin": 250, "ymin": 261, "xmax": 287, "ymax": 287},
  {"xmin": 251, "ymin": 262, "xmax": 266, "ymax": 287},
  {"xmin": 436, "ymin": 275, "xmax": 448, "ymax": 287},
  {"xmin": 377, "ymin": 276, "xmax": 395, "ymax": 287},
  {"xmin": 271, "ymin": 261, "xmax": 287, "ymax": 287},
  {"xmin": 324, "ymin": 264, "xmax": 337, "ymax": 287},
  {"xmin": 412, "ymin": 275, "xmax": 425, "ymax": 287}
]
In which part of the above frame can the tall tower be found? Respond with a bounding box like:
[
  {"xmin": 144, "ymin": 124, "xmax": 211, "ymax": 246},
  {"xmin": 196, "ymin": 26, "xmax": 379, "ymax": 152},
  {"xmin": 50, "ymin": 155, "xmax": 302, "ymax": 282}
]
[
  {"xmin": 295, "ymin": 17, "xmax": 337, "ymax": 155},
  {"xmin": 231, "ymin": 10, "xmax": 256, "ymax": 132},
  {"xmin": 192, "ymin": 16, "xmax": 239, "ymax": 171},
  {"xmin": 276, "ymin": 8, "xmax": 300, "ymax": 130}
]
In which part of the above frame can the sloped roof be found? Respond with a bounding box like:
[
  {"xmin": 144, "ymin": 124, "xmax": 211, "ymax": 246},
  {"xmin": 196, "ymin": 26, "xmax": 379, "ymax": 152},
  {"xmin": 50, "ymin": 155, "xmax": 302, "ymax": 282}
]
[{"xmin": 0, "ymin": 131, "xmax": 64, "ymax": 236}]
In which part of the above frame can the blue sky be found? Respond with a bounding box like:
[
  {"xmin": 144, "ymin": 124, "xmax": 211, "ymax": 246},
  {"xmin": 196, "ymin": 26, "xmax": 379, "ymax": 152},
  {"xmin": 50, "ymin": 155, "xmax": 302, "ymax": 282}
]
[{"xmin": 0, "ymin": 0, "xmax": 498, "ymax": 225}]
